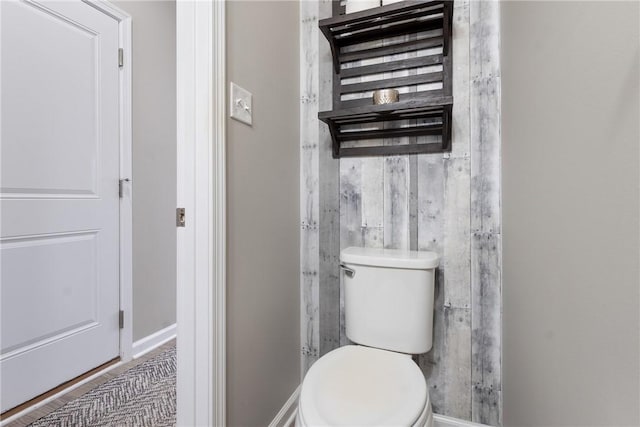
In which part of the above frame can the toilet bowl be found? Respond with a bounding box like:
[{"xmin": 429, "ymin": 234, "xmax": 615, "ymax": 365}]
[
  {"xmin": 296, "ymin": 247, "xmax": 439, "ymax": 427},
  {"xmin": 296, "ymin": 345, "xmax": 433, "ymax": 427}
]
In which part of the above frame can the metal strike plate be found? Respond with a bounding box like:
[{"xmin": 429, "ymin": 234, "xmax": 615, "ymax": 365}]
[{"xmin": 176, "ymin": 208, "xmax": 186, "ymax": 227}]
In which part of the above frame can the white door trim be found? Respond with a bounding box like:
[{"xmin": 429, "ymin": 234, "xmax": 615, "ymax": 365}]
[
  {"xmin": 82, "ymin": 0, "xmax": 133, "ymax": 364},
  {"xmin": 176, "ymin": 1, "xmax": 226, "ymax": 426}
]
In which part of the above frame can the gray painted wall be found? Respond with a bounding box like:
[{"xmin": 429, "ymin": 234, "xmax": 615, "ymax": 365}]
[
  {"xmin": 301, "ymin": 1, "xmax": 502, "ymax": 424},
  {"xmin": 226, "ymin": 1, "xmax": 300, "ymax": 426},
  {"xmin": 113, "ymin": 1, "xmax": 177, "ymax": 341},
  {"xmin": 501, "ymin": 2, "xmax": 640, "ymax": 426}
]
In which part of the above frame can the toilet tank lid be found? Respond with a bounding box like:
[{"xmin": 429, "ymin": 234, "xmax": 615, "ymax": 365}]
[{"xmin": 341, "ymin": 247, "xmax": 439, "ymax": 269}]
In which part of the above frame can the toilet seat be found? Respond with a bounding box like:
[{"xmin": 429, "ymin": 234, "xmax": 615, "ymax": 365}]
[{"xmin": 298, "ymin": 345, "xmax": 428, "ymax": 426}]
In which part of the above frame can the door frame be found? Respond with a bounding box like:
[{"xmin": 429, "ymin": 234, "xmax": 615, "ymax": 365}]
[
  {"xmin": 1, "ymin": 0, "xmax": 225, "ymax": 424},
  {"xmin": 82, "ymin": 0, "xmax": 134, "ymax": 363},
  {"xmin": 176, "ymin": 1, "xmax": 226, "ymax": 426}
]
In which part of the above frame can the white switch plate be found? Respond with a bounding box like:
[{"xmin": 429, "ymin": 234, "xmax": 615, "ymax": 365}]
[{"xmin": 230, "ymin": 82, "xmax": 253, "ymax": 126}]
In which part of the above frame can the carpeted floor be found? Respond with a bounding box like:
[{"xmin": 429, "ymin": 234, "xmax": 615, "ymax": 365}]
[{"xmin": 28, "ymin": 346, "xmax": 176, "ymax": 427}]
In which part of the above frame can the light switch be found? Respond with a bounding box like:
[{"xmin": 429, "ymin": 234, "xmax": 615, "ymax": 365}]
[{"xmin": 230, "ymin": 82, "xmax": 253, "ymax": 126}]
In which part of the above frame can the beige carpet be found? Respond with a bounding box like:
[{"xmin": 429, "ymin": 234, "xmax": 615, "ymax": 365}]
[{"xmin": 29, "ymin": 346, "xmax": 176, "ymax": 427}]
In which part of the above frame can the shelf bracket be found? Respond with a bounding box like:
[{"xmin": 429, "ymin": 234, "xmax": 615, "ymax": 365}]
[{"xmin": 443, "ymin": 0, "xmax": 453, "ymax": 56}]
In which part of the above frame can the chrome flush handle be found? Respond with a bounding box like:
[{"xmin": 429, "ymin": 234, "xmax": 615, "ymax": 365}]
[{"xmin": 340, "ymin": 264, "xmax": 356, "ymax": 278}]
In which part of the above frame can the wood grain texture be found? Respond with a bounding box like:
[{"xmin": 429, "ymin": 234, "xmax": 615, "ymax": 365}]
[
  {"xmin": 416, "ymin": 152, "xmax": 446, "ymax": 412},
  {"xmin": 301, "ymin": 0, "xmax": 502, "ymax": 424},
  {"xmin": 384, "ymin": 155, "xmax": 411, "ymax": 249},
  {"xmin": 471, "ymin": 232, "xmax": 502, "ymax": 426},
  {"xmin": 470, "ymin": 1, "xmax": 502, "ymax": 425},
  {"xmin": 300, "ymin": 0, "xmax": 320, "ymax": 374},
  {"xmin": 318, "ymin": 0, "xmax": 341, "ymax": 357}
]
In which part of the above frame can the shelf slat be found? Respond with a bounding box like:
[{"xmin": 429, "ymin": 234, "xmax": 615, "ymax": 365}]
[
  {"xmin": 339, "ymin": 89, "xmax": 445, "ymax": 109},
  {"xmin": 334, "ymin": 17, "xmax": 444, "ymax": 49},
  {"xmin": 340, "ymin": 36, "xmax": 443, "ymax": 64},
  {"xmin": 319, "ymin": 96, "xmax": 452, "ymax": 120},
  {"xmin": 339, "ymin": 142, "xmax": 447, "ymax": 158},
  {"xmin": 333, "ymin": 112, "xmax": 442, "ymax": 126},
  {"xmin": 339, "ymin": 125, "xmax": 443, "ymax": 141},
  {"xmin": 341, "ymin": 54, "xmax": 442, "ymax": 78},
  {"xmin": 340, "ymin": 72, "xmax": 443, "ymax": 94},
  {"xmin": 318, "ymin": 0, "xmax": 443, "ymax": 29},
  {"xmin": 330, "ymin": 4, "xmax": 443, "ymax": 37}
]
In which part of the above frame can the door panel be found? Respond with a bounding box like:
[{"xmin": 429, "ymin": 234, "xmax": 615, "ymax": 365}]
[
  {"xmin": 1, "ymin": 232, "xmax": 99, "ymax": 354},
  {"xmin": 0, "ymin": 0, "xmax": 121, "ymax": 412},
  {"xmin": 1, "ymin": 0, "xmax": 99, "ymax": 197}
]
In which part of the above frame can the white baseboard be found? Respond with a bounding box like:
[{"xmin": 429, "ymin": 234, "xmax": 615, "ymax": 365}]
[
  {"xmin": 434, "ymin": 414, "xmax": 488, "ymax": 427},
  {"xmin": 268, "ymin": 385, "xmax": 300, "ymax": 427},
  {"xmin": 132, "ymin": 323, "xmax": 177, "ymax": 359}
]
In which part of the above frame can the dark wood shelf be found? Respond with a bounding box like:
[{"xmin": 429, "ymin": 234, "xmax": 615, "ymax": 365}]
[
  {"xmin": 319, "ymin": 0, "xmax": 453, "ymax": 74},
  {"xmin": 319, "ymin": 97, "xmax": 452, "ymax": 158},
  {"xmin": 318, "ymin": 0, "xmax": 454, "ymax": 158}
]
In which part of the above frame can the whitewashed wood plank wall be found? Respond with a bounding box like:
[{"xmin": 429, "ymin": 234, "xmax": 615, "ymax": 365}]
[{"xmin": 300, "ymin": 1, "xmax": 502, "ymax": 424}]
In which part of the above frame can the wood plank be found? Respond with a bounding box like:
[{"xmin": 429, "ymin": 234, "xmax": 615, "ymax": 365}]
[
  {"xmin": 318, "ymin": 0, "xmax": 341, "ymax": 357},
  {"xmin": 319, "ymin": 0, "xmax": 442, "ymax": 28},
  {"xmin": 470, "ymin": 0, "xmax": 500, "ymax": 81},
  {"xmin": 441, "ymin": 157, "xmax": 472, "ymax": 420},
  {"xmin": 329, "ymin": 3, "xmax": 444, "ymax": 36},
  {"xmin": 409, "ymin": 153, "xmax": 419, "ymax": 251},
  {"xmin": 444, "ymin": 0, "xmax": 471, "ymax": 305},
  {"xmin": 339, "ymin": 89, "xmax": 445, "ymax": 109},
  {"xmin": 416, "ymin": 152, "xmax": 445, "ymax": 411},
  {"xmin": 335, "ymin": 17, "xmax": 444, "ymax": 47},
  {"xmin": 383, "ymin": 156, "xmax": 410, "ymax": 249},
  {"xmin": 319, "ymin": 95, "xmax": 452, "ymax": 120},
  {"xmin": 470, "ymin": 0, "xmax": 502, "ymax": 424},
  {"xmin": 300, "ymin": 0, "xmax": 321, "ymax": 375},
  {"xmin": 444, "ymin": 157, "xmax": 471, "ymax": 309},
  {"xmin": 340, "ymin": 54, "xmax": 443, "ymax": 78},
  {"xmin": 339, "ymin": 157, "xmax": 363, "ymax": 344},
  {"xmin": 450, "ymin": 0, "xmax": 470, "ymax": 158},
  {"xmin": 470, "ymin": 77, "xmax": 501, "ymax": 234},
  {"xmin": 471, "ymin": 232, "xmax": 502, "ymax": 426},
  {"xmin": 443, "ymin": 306, "xmax": 472, "ymax": 419},
  {"xmin": 340, "ymin": 36, "xmax": 443, "ymax": 63},
  {"xmin": 361, "ymin": 157, "xmax": 385, "ymax": 250},
  {"xmin": 338, "ymin": 142, "xmax": 444, "ymax": 157},
  {"xmin": 433, "ymin": 4, "xmax": 472, "ymax": 417},
  {"xmin": 332, "ymin": 111, "xmax": 442, "ymax": 125},
  {"xmin": 339, "ymin": 125, "xmax": 442, "ymax": 141},
  {"xmin": 340, "ymin": 71, "xmax": 443, "ymax": 94}
]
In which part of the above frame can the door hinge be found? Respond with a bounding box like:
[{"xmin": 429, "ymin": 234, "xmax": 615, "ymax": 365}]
[
  {"xmin": 119, "ymin": 178, "xmax": 130, "ymax": 198},
  {"xmin": 118, "ymin": 48, "xmax": 124, "ymax": 68},
  {"xmin": 119, "ymin": 310, "xmax": 124, "ymax": 329},
  {"xmin": 176, "ymin": 208, "xmax": 186, "ymax": 227}
]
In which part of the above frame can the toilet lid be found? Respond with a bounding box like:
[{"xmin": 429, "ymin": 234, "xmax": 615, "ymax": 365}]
[{"xmin": 299, "ymin": 346, "xmax": 427, "ymax": 426}]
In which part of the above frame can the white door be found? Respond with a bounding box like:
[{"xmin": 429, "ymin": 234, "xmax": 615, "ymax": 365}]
[{"xmin": 0, "ymin": 0, "xmax": 121, "ymax": 412}]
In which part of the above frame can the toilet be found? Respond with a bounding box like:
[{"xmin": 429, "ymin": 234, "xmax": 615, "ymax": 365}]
[{"xmin": 296, "ymin": 247, "xmax": 439, "ymax": 427}]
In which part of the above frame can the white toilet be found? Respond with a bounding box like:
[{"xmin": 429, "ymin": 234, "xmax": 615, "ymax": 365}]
[{"xmin": 296, "ymin": 247, "xmax": 440, "ymax": 427}]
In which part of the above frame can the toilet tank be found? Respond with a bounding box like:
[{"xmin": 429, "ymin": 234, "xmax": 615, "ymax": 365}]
[{"xmin": 340, "ymin": 247, "xmax": 439, "ymax": 354}]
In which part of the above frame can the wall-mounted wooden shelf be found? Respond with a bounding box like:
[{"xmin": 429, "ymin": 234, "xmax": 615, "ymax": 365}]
[
  {"xmin": 318, "ymin": 0, "xmax": 454, "ymax": 158},
  {"xmin": 319, "ymin": 96, "xmax": 452, "ymax": 158},
  {"xmin": 319, "ymin": 0, "xmax": 452, "ymax": 74}
]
